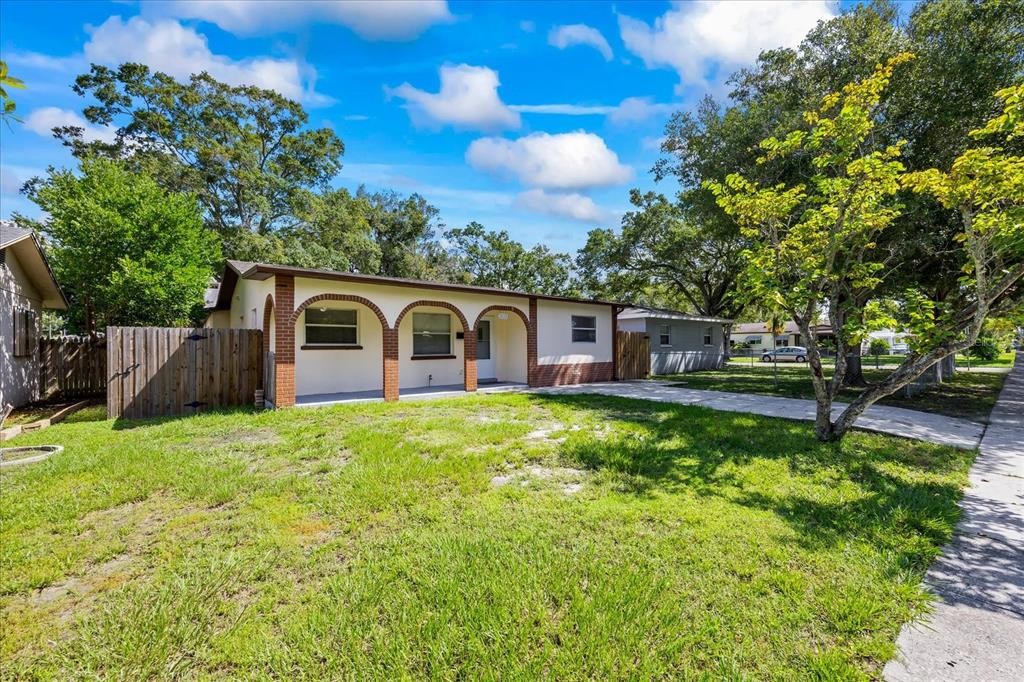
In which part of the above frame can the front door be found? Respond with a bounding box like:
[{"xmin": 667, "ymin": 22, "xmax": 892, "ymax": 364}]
[{"xmin": 477, "ymin": 320, "xmax": 496, "ymax": 381}]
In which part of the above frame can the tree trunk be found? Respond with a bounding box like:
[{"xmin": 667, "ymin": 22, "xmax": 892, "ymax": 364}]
[
  {"xmin": 843, "ymin": 344, "xmax": 867, "ymax": 387},
  {"xmin": 815, "ymin": 398, "xmax": 836, "ymax": 441}
]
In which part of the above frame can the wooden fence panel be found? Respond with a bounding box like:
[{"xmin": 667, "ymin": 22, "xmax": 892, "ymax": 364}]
[
  {"xmin": 106, "ymin": 327, "xmax": 263, "ymax": 419},
  {"xmin": 39, "ymin": 336, "xmax": 107, "ymax": 399},
  {"xmin": 616, "ymin": 331, "xmax": 650, "ymax": 380}
]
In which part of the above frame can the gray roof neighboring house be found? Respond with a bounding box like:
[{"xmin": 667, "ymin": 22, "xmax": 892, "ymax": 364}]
[
  {"xmin": 618, "ymin": 306, "xmax": 732, "ymax": 325},
  {"xmin": 0, "ymin": 220, "xmax": 68, "ymax": 310}
]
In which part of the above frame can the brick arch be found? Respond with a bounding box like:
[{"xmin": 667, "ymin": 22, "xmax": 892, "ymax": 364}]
[
  {"xmin": 472, "ymin": 305, "xmax": 530, "ymax": 331},
  {"xmin": 291, "ymin": 293, "xmax": 390, "ymax": 330},
  {"xmin": 473, "ymin": 305, "xmax": 533, "ymax": 387},
  {"xmin": 288, "ymin": 292, "xmax": 397, "ymax": 402},
  {"xmin": 262, "ymin": 294, "xmax": 275, "ymax": 340},
  {"xmin": 393, "ymin": 300, "xmax": 475, "ymax": 393},
  {"xmin": 393, "ymin": 300, "xmax": 469, "ymax": 332}
]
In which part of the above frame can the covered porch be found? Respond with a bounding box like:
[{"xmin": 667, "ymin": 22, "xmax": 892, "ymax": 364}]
[{"xmin": 295, "ymin": 381, "xmax": 525, "ymax": 407}]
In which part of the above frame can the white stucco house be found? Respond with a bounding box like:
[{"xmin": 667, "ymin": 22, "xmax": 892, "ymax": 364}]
[
  {"xmin": 617, "ymin": 306, "xmax": 732, "ymax": 374},
  {"xmin": 731, "ymin": 320, "xmax": 836, "ymax": 352},
  {"xmin": 1, "ymin": 223, "xmax": 68, "ymax": 409},
  {"xmin": 205, "ymin": 260, "xmax": 623, "ymax": 407}
]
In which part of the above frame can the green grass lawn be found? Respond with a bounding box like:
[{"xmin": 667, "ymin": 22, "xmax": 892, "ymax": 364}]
[
  {"xmin": 954, "ymin": 350, "xmax": 1017, "ymax": 367},
  {"xmin": 1, "ymin": 396, "xmax": 973, "ymax": 679},
  {"xmin": 667, "ymin": 365, "xmax": 1004, "ymax": 422}
]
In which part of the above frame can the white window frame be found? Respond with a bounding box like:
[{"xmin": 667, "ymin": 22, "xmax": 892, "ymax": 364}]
[
  {"xmin": 304, "ymin": 308, "xmax": 359, "ymax": 347},
  {"xmin": 703, "ymin": 326, "xmax": 714, "ymax": 347},
  {"xmin": 412, "ymin": 312, "xmax": 452, "ymax": 357},
  {"xmin": 571, "ymin": 315, "xmax": 597, "ymax": 343},
  {"xmin": 658, "ymin": 323, "xmax": 671, "ymax": 347}
]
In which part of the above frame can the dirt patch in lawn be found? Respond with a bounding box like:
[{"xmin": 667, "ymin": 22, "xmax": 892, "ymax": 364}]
[
  {"xmin": 180, "ymin": 427, "xmax": 285, "ymax": 453},
  {"xmin": 490, "ymin": 464, "xmax": 589, "ymax": 495}
]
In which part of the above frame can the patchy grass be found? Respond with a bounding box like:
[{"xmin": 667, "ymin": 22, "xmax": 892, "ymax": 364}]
[
  {"xmin": 1, "ymin": 394, "xmax": 973, "ymax": 679},
  {"xmin": 663, "ymin": 365, "xmax": 1004, "ymax": 422}
]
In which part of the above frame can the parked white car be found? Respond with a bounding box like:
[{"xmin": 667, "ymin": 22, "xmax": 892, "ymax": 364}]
[{"xmin": 761, "ymin": 346, "xmax": 808, "ymax": 363}]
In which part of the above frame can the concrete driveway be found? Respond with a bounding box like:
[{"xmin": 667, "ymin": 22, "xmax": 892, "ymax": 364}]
[{"xmin": 534, "ymin": 380, "xmax": 984, "ymax": 449}]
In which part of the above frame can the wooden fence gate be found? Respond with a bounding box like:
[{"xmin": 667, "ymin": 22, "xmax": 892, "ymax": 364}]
[
  {"xmin": 40, "ymin": 336, "xmax": 107, "ymax": 399},
  {"xmin": 616, "ymin": 331, "xmax": 650, "ymax": 380},
  {"xmin": 107, "ymin": 327, "xmax": 263, "ymax": 419}
]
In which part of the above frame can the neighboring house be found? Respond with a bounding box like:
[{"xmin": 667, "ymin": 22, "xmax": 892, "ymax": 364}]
[
  {"xmin": 731, "ymin": 320, "xmax": 835, "ymax": 352},
  {"xmin": 205, "ymin": 260, "xmax": 621, "ymax": 407},
  {"xmin": 863, "ymin": 328, "xmax": 912, "ymax": 354},
  {"xmin": 617, "ymin": 306, "xmax": 731, "ymax": 374},
  {"xmin": 0, "ymin": 223, "xmax": 68, "ymax": 408}
]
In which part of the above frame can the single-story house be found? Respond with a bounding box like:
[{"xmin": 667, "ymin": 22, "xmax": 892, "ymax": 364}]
[
  {"xmin": 1, "ymin": 222, "xmax": 68, "ymax": 408},
  {"xmin": 731, "ymin": 320, "xmax": 835, "ymax": 352},
  {"xmin": 863, "ymin": 328, "xmax": 912, "ymax": 354},
  {"xmin": 206, "ymin": 260, "xmax": 622, "ymax": 407},
  {"xmin": 617, "ymin": 306, "xmax": 731, "ymax": 374}
]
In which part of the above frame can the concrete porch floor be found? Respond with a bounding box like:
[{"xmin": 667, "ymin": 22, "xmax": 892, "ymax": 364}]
[{"xmin": 295, "ymin": 381, "xmax": 526, "ymax": 407}]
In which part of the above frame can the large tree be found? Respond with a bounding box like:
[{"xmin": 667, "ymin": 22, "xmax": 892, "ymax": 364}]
[
  {"xmin": 54, "ymin": 64, "xmax": 344, "ymax": 246},
  {"xmin": 577, "ymin": 190, "xmax": 745, "ymax": 321},
  {"xmin": 709, "ymin": 60, "xmax": 1023, "ymax": 442},
  {"xmin": 446, "ymin": 222, "xmax": 577, "ymax": 296},
  {"xmin": 654, "ymin": 0, "xmax": 1023, "ymax": 381},
  {"xmin": 20, "ymin": 157, "xmax": 221, "ymax": 334}
]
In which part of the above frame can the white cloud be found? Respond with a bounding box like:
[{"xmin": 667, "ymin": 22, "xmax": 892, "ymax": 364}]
[
  {"xmin": 549, "ymin": 24, "xmax": 613, "ymax": 61},
  {"xmin": 519, "ymin": 20, "xmax": 536, "ymax": 33},
  {"xmin": 344, "ymin": 114, "xmax": 370, "ymax": 121},
  {"xmin": 25, "ymin": 107, "xmax": 117, "ymax": 144},
  {"xmin": 2, "ymin": 50, "xmax": 83, "ymax": 72},
  {"xmin": 619, "ymin": 1, "xmax": 838, "ymax": 90},
  {"xmin": 517, "ymin": 189, "xmax": 606, "ymax": 222},
  {"xmin": 508, "ymin": 96, "xmax": 674, "ymax": 123},
  {"xmin": 641, "ymin": 135, "xmax": 667, "ymax": 151},
  {"xmin": 160, "ymin": 0, "xmax": 453, "ymax": 40},
  {"xmin": 466, "ymin": 131, "xmax": 632, "ymax": 190},
  {"xmin": 510, "ymin": 103, "xmax": 615, "ymax": 116},
  {"xmin": 83, "ymin": 16, "xmax": 330, "ymax": 104},
  {"xmin": 387, "ymin": 64, "xmax": 521, "ymax": 131},
  {"xmin": 608, "ymin": 97, "xmax": 675, "ymax": 124}
]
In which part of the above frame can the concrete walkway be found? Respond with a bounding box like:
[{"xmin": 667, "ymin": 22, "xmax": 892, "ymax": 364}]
[
  {"xmin": 534, "ymin": 381, "xmax": 985, "ymax": 449},
  {"xmin": 884, "ymin": 355, "xmax": 1024, "ymax": 681}
]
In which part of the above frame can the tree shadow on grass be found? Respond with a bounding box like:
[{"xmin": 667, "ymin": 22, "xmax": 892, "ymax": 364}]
[{"xmin": 529, "ymin": 393, "xmax": 969, "ymax": 557}]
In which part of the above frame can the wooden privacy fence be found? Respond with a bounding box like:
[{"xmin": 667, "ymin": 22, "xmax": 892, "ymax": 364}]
[
  {"xmin": 40, "ymin": 336, "xmax": 107, "ymax": 399},
  {"xmin": 107, "ymin": 327, "xmax": 263, "ymax": 419},
  {"xmin": 616, "ymin": 331, "xmax": 650, "ymax": 380}
]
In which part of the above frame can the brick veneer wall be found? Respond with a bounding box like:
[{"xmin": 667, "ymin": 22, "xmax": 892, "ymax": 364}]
[
  {"xmin": 383, "ymin": 327, "xmax": 399, "ymax": 401},
  {"xmin": 532, "ymin": 361, "xmax": 615, "ymax": 387},
  {"xmin": 274, "ymin": 275, "xmax": 296, "ymax": 407}
]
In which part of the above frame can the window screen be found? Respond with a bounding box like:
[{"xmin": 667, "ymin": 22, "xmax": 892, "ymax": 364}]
[
  {"xmin": 658, "ymin": 324, "xmax": 671, "ymax": 346},
  {"xmin": 571, "ymin": 315, "xmax": 597, "ymax": 343},
  {"xmin": 413, "ymin": 312, "xmax": 452, "ymax": 356},
  {"xmin": 305, "ymin": 308, "xmax": 358, "ymax": 345},
  {"xmin": 13, "ymin": 308, "xmax": 37, "ymax": 357},
  {"xmin": 703, "ymin": 326, "xmax": 713, "ymax": 346}
]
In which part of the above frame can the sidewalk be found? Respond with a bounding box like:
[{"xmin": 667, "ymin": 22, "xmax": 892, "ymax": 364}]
[
  {"xmin": 533, "ymin": 381, "xmax": 984, "ymax": 449},
  {"xmin": 884, "ymin": 354, "xmax": 1024, "ymax": 680}
]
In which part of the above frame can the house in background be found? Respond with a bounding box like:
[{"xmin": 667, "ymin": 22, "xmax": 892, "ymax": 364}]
[
  {"xmin": 863, "ymin": 328, "xmax": 912, "ymax": 354},
  {"xmin": 731, "ymin": 320, "xmax": 835, "ymax": 353},
  {"xmin": 206, "ymin": 260, "xmax": 621, "ymax": 407},
  {"xmin": 1, "ymin": 222, "xmax": 68, "ymax": 408},
  {"xmin": 617, "ymin": 307, "xmax": 731, "ymax": 374}
]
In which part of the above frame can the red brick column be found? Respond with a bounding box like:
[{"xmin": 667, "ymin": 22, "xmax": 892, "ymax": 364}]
[
  {"xmin": 274, "ymin": 275, "xmax": 295, "ymax": 407},
  {"xmin": 464, "ymin": 327, "xmax": 477, "ymax": 392},
  {"xmin": 383, "ymin": 327, "xmax": 399, "ymax": 401},
  {"xmin": 527, "ymin": 297, "xmax": 539, "ymax": 387}
]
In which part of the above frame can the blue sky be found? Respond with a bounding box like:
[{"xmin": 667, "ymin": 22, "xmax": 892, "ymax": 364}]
[{"xmin": 1, "ymin": 1, "xmax": 847, "ymax": 251}]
